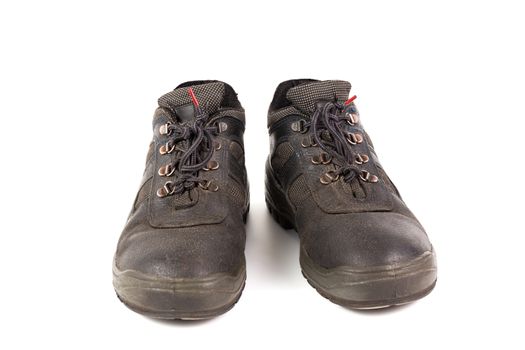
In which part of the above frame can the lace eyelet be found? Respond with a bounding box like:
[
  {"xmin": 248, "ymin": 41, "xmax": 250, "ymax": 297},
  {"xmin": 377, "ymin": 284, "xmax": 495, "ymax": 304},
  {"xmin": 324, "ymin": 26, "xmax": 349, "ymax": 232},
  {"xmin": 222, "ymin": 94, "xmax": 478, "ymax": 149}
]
[
  {"xmin": 355, "ymin": 154, "xmax": 369, "ymax": 164},
  {"xmin": 301, "ymin": 137, "xmax": 311, "ymax": 148},
  {"xmin": 158, "ymin": 164, "xmax": 175, "ymax": 177},
  {"xmin": 159, "ymin": 142, "xmax": 175, "ymax": 155},
  {"xmin": 156, "ymin": 181, "xmax": 174, "ymax": 198},
  {"xmin": 199, "ymin": 180, "xmax": 219, "ymax": 192},
  {"xmin": 215, "ymin": 142, "xmax": 222, "ymax": 151},
  {"xmin": 156, "ymin": 188, "xmax": 168, "ymax": 198},
  {"xmin": 345, "ymin": 112, "xmax": 360, "ymax": 125},
  {"xmin": 346, "ymin": 132, "xmax": 363, "ymax": 145},
  {"xmin": 301, "ymin": 135, "xmax": 317, "ymax": 148},
  {"xmin": 217, "ymin": 122, "xmax": 228, "ymax": 133},
  {"xmin": 360, "ymin": 170, "xmax": 378, "ymax": 183},
  {"xmin": 311, "ymin": 153, "xmax": 331, "ymax": 165},
  {"xmin": 203, "ymin": 160, "xmax": 219, "ymax": 171},
  {"xmin": 291, "ymin": 120, "xmax": 307, "ymax": 133},
  {"xmin": 320, "ymin": 171, "xmax": 339, "ymax": 184},
  {"xmin": 159, "ymin": 122, "xmax": 172, "ymax": 136}
]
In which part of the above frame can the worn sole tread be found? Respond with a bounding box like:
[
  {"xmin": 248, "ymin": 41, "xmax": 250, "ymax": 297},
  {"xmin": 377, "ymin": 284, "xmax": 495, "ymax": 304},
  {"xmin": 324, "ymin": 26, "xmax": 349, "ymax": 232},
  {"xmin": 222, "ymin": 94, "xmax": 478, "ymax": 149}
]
[
  {"xmin": 116, "ymin": 281, "xmax": 246, "ymax": 320},
  {"xmin": 113, "ymin": 262, "xmax": 246, "ymax": 320},
  {"xmin": 302, "ymin": 270, "xmax": 436, "ymax": 309}
]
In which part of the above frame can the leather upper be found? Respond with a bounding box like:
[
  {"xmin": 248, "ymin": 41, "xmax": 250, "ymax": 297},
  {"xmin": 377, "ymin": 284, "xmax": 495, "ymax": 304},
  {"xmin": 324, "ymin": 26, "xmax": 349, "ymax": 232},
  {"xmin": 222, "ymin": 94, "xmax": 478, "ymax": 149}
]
[
  {"xmin": 115, "ymin": 81, "xmax": 248, "ymax": 279},
  {"xmin": 266, "ymin": 79, "xmax": 433, "ymax": 269}
]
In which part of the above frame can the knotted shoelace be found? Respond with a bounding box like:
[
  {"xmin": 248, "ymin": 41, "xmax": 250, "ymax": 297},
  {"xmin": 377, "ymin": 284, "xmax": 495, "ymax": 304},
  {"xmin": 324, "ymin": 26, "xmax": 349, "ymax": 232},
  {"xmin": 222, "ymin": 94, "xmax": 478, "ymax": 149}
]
[
  {"xmin": 157, "ymin": 88, "xmax": 221, "ymax": 197},
  {"xmin": 305, "ymin": 100, "xmax": 362, "ymax": 183}
]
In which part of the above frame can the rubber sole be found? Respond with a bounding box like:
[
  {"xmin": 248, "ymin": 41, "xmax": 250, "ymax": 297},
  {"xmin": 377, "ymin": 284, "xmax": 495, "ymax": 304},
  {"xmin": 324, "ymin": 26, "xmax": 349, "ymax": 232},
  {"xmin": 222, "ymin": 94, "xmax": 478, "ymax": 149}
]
[
  {"xmin": 113, "ymin": 263, "xmax": 246, "ymax": 320},
  {"xmin": 300, "ymin": 245, "xmax": 437, "ymax": 309},
  {"xmin": 265, "ymin": 172, "xmax": 437, "ymax": 309}
]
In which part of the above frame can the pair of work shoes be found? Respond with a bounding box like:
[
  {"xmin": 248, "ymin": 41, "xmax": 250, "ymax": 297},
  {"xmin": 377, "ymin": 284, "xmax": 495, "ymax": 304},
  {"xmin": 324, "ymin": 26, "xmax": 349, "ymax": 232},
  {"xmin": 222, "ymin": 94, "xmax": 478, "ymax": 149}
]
[{"xmin": 112, "ymin": 79, "xmax": 437, "ymax": 320}]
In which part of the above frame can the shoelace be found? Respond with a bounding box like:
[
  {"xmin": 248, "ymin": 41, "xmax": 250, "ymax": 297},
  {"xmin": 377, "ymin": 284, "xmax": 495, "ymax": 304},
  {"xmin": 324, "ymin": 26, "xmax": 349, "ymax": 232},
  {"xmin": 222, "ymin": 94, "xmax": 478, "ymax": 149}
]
[
  {"xmin": 302, "ymin": 96, "xmax": 377, "ymax": 184},
  {"xmin": 156, "ymin": 88, "xmax": 221, "ymax": 197}
]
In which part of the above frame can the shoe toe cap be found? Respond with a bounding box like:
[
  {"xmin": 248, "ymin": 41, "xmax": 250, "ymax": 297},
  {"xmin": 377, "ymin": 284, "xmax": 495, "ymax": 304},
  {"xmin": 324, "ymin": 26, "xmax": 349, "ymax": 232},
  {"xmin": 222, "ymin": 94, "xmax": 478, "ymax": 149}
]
[
  {"xmin": 305, "ymin": 212, "xmax": 433, "ymax": 269},
  {"xmin": 114, "ymin": 226, "xmax": 245, "ymax": 279}
]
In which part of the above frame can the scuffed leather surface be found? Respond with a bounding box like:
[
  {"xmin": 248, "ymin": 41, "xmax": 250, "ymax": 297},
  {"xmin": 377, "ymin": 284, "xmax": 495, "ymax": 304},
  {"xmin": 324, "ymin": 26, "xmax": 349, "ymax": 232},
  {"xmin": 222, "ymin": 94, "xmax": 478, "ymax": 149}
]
[
  {"xmin": 116, "ymin": 204, "xmax": 245, "ymax": 278},
  {"xmin": 267, "ymin": 84, "xmax": 433, "ymax": 270},
  {"xmin": 115, "ymin": 98, "xmax": 248, "ymax": 279},
  {"xmin": 295, "ymin": 198, "xmax": 430, "ymax": 269}
]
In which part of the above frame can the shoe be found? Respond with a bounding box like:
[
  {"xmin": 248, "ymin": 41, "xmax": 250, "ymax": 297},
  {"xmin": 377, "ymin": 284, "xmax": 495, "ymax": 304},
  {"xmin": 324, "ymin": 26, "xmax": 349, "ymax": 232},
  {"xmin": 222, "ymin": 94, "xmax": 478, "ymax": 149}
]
[
  {"xmin": 113, "ymin": 81, "xmax": 249, "ymax": 319},
  {"xmin": 265, "ymin": 79, "xmax": 437, "ymax": 309}
]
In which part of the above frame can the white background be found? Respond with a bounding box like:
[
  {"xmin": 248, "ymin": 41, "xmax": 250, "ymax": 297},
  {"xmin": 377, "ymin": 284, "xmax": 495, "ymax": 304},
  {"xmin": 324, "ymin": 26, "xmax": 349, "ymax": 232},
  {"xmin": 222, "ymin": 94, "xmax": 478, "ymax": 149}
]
[{"xmin": 1, "ymin": 0, "xmax": 524, "ymax": 348}]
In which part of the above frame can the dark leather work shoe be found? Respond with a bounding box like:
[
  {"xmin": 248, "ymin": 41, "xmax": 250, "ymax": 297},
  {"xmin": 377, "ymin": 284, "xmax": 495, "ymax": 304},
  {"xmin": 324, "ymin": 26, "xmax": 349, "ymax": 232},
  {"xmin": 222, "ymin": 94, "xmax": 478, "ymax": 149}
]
[
  {"xmin": 113, "ymin": 81, "xmax": 249, "ymax": 319},
  {"xmin": 265, "ymin": 79, "xmax": 437, "ymax": 309}
]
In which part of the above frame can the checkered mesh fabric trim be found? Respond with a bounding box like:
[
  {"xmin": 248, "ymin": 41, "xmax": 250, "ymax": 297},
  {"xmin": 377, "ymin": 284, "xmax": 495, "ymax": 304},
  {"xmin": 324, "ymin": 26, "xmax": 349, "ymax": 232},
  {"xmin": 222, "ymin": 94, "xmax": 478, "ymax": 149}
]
[
  {"xmin": 225, "ymin": 179, "xmax": 245, "ymax": 207},
  {"xmin": 286, "ymin": 80, "xmax": 351, "ymax": 113},
  {"xmin": 271, "ymin": 142, "xmax": 294, "ymax": 169},
  {"xmin": 267, "ymin": 105, "xmax": 309, "ymax": 127},
  {"xmin": 158, "ymin": 82, "xmax": 225, "ymax": 114},
  {"xmin": 288, "ymin": 175, "xmax": 311, "ymax": 207}
]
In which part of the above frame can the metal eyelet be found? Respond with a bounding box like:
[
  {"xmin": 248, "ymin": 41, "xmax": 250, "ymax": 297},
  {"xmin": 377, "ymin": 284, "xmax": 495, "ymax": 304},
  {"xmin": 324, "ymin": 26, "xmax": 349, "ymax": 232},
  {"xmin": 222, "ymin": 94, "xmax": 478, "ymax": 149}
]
[
  {"xmin": 159, "ymin": 142, "xmax": 175, "ymax": 155},
  {"xmin": 345, "ymin": 112, "xmax": 360, "ymax": 125},
  {"xmin": 159, "ymin": 123, "xmax": 172, "ymax": 136},
  {"xmin": 156, "ymin": 181, "xmax": 174, "ymax": 198},
  {"xmin": 199, "ymin": 180, "xmax": 219, "ymax": 192},
  {"xmin": 311, "ymin": 153, "xmax": 331, "ymax": 165},
  {"xmin": 346, "ymin": 132, "xmax": 364, "ymax": 145},
  {"xmin": 320, "ymin": 171, "xmax": 339, "ymax": 184},
  {"xmin": 301, "ymin": 137, "xmax": 311, "ymax": 148},
  {"xmin": 158, "ymin": 164, "xmax": 175, "ymax": 177},
  {"xmin": 360, "ymin": 170, "xmax": 379, "ymax": 183},
  {"xmin": 215, "ymin": 142, "xmax": 222, "ymax": 151},
  {"xmin": 217, "ymin": 122, "xmax": 228, "ymax": 133},
  {"xmin": 291, "ymin": 120, "xmax": 307, "ymax": 133},
  {"xmin": 355, "ymin": 154, "xmax": 369, "ymax": 164},
  {"xmin": 203, "ymin": 160, "xmax": 219, "ymax": 171},
  {"xmin": 301, "ymin": 135, "xmax": 317, "ymax": 148}
]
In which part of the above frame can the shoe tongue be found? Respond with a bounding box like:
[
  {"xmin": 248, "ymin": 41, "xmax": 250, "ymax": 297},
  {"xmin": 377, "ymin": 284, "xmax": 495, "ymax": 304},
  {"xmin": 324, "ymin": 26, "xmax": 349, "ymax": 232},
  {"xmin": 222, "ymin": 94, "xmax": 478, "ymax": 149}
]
[
  {"xmin": 286, "ymin": 80, "xmax": 352, "ymax": 114},
  {"xmin": 158, "ymin": 81, "xmax": 226, "ymax": 122}
]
